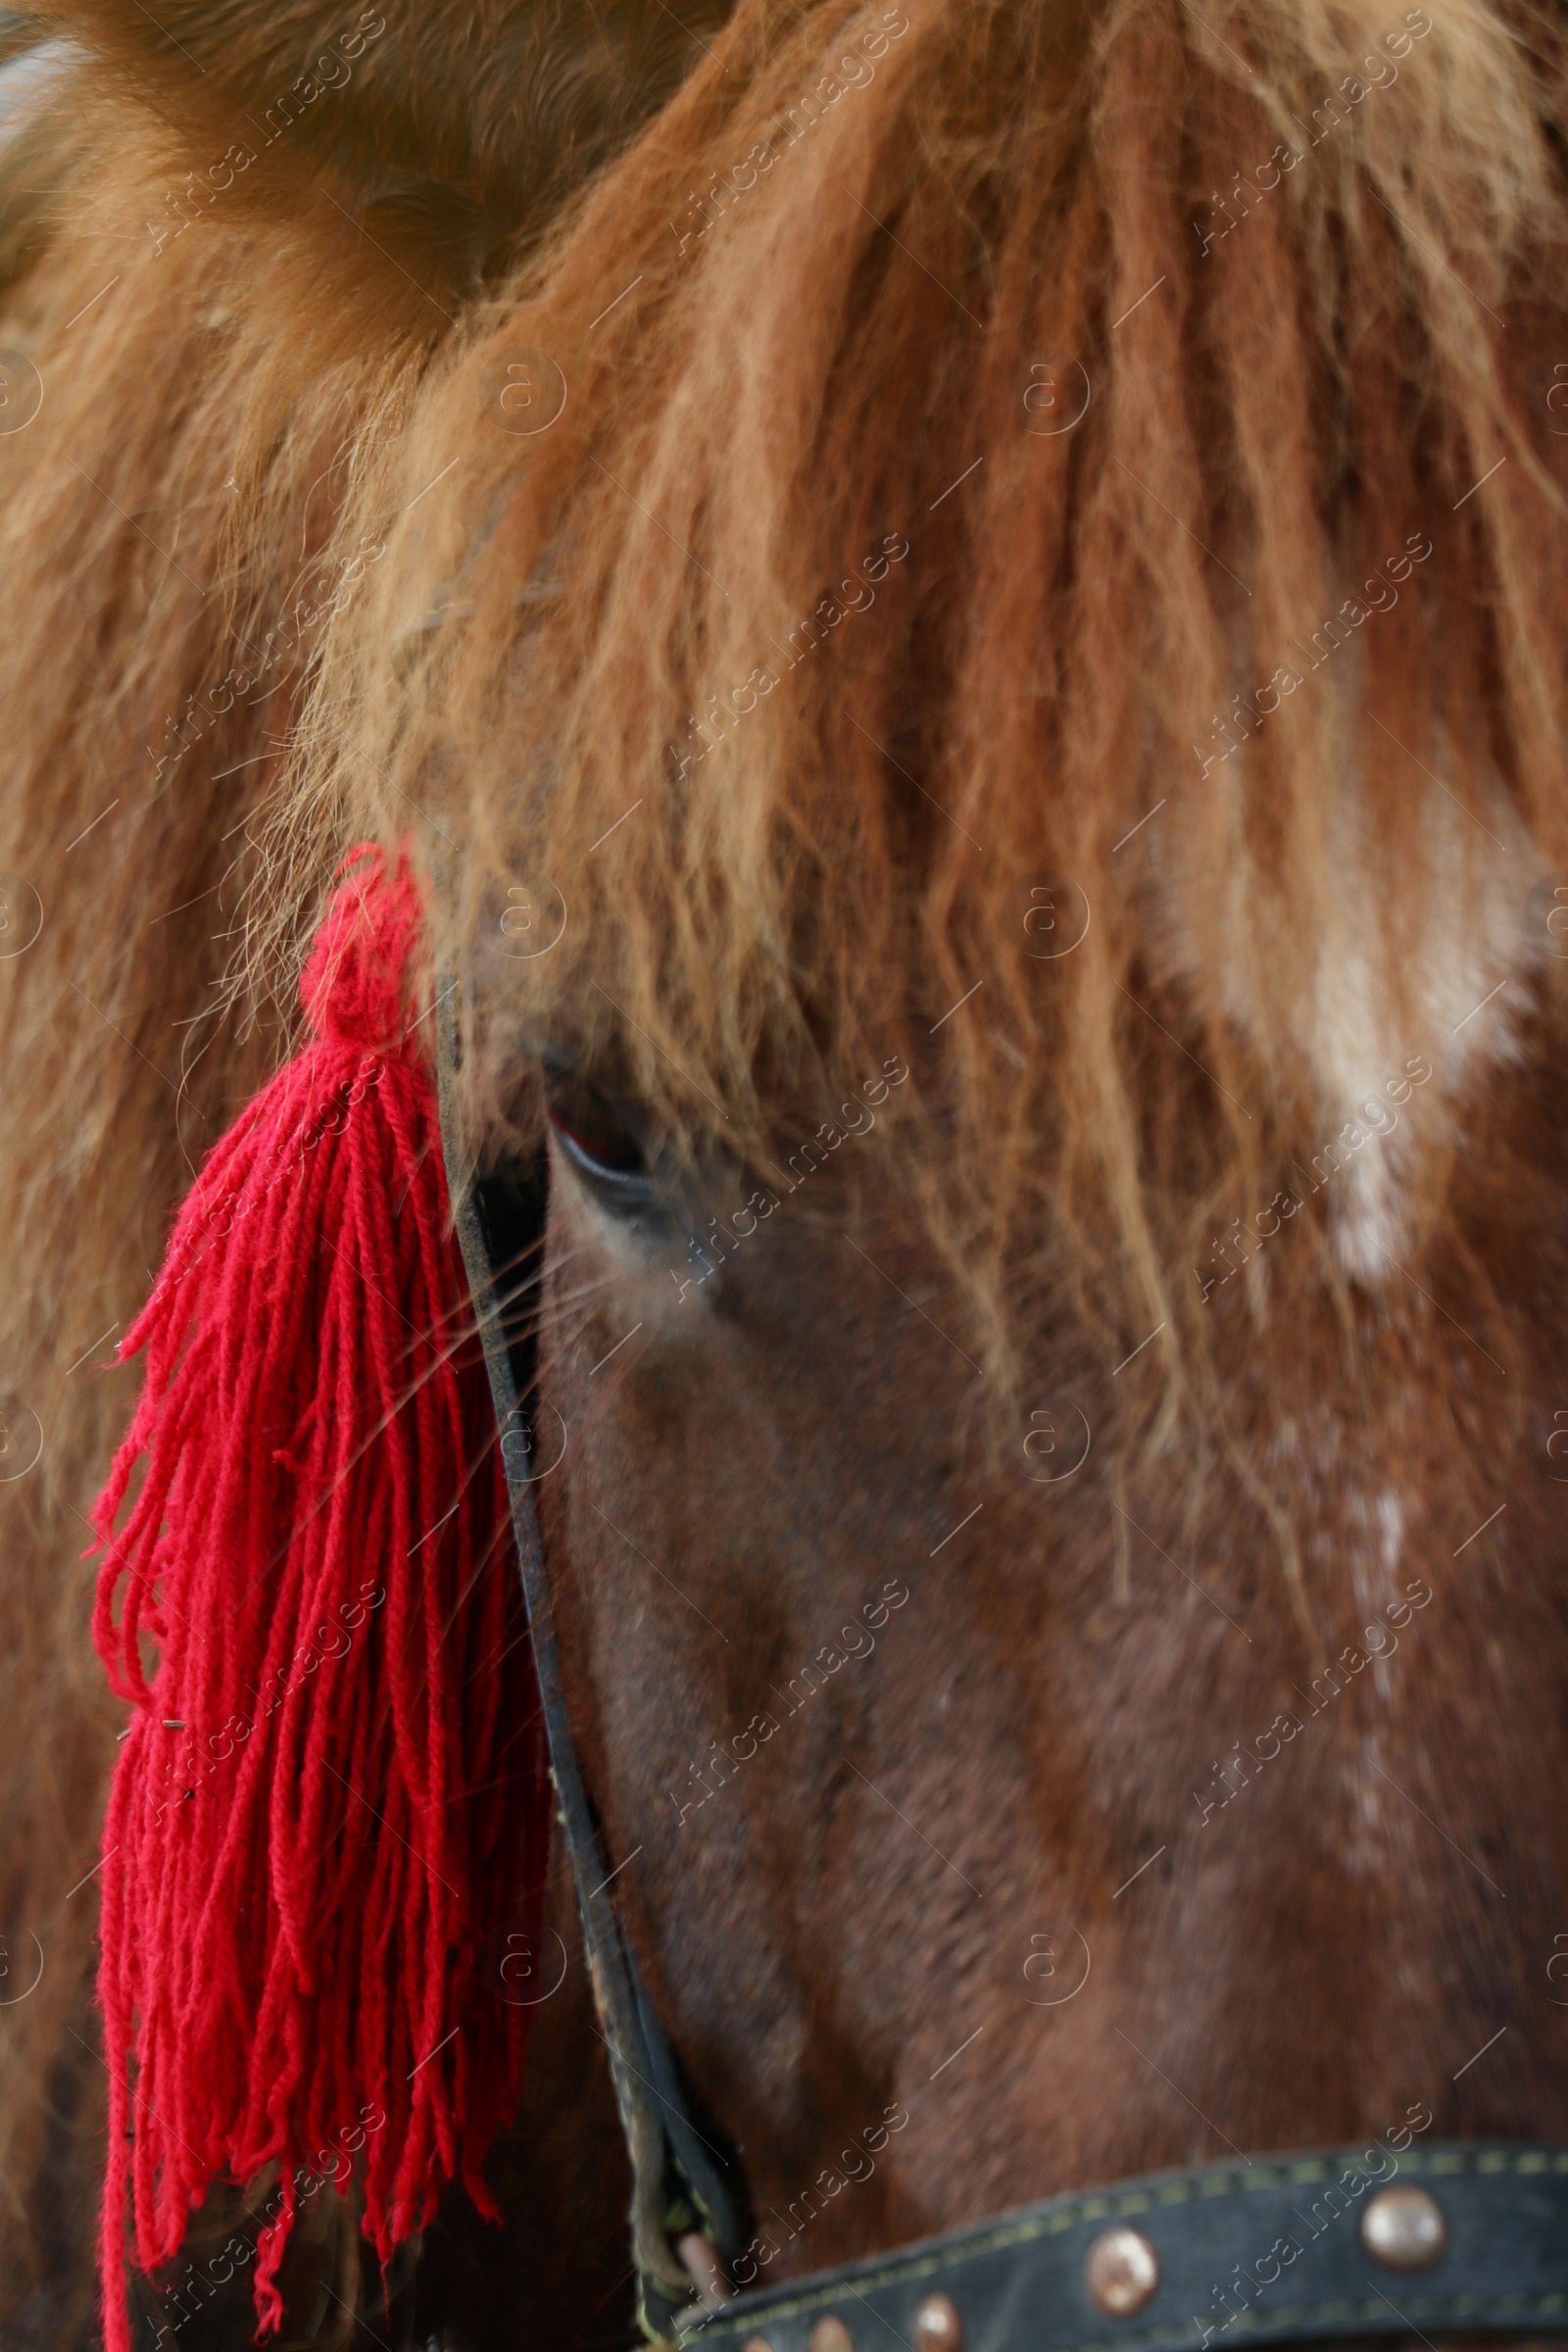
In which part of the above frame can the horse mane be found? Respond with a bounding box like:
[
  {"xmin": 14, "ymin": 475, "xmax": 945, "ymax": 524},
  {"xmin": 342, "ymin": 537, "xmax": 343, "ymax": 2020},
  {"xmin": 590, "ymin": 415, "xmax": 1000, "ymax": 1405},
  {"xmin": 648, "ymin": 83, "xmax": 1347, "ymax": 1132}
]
[
  {"xmin": 0, "ymin": 5, "xmax": 727, "ymax": 2330},
  {"xmin": 298, "ymin": 0, "xmax": 1568, "ymax": 1402}
]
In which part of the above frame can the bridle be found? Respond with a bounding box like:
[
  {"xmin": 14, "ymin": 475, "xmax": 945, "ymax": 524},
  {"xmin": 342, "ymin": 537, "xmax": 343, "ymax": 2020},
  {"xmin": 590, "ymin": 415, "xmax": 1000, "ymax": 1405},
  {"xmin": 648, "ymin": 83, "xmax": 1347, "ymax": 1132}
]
[{"xmin": 435, "ymin": 1025, "xmax": 1568, "ymax": 2352}]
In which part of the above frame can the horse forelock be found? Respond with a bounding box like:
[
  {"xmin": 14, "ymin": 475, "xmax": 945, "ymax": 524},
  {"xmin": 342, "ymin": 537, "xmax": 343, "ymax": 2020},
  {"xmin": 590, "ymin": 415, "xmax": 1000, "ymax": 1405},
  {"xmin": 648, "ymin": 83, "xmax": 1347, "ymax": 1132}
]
[{"xmin": 279, "ymin": 0, "xmax": 1568, "ymax": 1405}]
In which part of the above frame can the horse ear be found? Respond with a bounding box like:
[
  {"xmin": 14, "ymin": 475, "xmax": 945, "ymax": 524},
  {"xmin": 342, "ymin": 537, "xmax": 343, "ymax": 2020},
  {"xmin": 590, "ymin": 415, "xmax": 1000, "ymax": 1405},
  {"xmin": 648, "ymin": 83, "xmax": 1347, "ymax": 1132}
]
[{"xmin": 25, "ymin": 0, "xmax": 733, "ymax": 268}]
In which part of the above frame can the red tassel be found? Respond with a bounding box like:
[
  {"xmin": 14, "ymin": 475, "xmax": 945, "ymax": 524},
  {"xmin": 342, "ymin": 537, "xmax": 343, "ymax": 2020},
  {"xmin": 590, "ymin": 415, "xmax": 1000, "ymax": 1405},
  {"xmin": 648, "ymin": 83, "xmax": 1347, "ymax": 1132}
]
[{"xmin": 92, "ymin": 847, "xmax": 547, "ymax": 2350}]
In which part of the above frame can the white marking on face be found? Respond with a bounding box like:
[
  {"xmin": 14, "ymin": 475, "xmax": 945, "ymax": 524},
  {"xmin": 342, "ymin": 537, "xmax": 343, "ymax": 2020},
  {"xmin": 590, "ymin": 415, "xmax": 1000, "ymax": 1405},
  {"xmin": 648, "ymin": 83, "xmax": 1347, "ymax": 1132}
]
[{"xmin": 1158, "ymin": 706, "xmax": 1530, "ymax": 1284}]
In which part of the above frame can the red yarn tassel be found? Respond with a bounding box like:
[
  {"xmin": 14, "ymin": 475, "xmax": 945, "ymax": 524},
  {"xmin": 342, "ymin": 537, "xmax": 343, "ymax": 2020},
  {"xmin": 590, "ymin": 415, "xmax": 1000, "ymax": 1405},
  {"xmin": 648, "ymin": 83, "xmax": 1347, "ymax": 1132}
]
[{"xmin": 92, "ymin": 848, "xmax": 546, "ymax": 2350}]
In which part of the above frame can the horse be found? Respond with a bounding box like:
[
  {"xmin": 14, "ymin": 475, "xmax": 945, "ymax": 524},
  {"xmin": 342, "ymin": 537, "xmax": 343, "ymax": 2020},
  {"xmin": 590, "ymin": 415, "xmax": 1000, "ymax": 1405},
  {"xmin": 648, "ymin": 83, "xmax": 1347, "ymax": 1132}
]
[{"xmin": 4, "ymin": 0, "xmax": 1568, "ymax": 2342}]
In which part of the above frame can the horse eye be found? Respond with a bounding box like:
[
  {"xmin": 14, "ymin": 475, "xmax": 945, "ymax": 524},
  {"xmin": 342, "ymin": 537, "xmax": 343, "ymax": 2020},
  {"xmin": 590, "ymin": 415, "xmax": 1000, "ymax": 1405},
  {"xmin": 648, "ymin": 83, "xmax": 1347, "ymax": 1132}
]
[{"xmin": 544, "ymin": 1073, "xmax": 651, "ymax": 1190}]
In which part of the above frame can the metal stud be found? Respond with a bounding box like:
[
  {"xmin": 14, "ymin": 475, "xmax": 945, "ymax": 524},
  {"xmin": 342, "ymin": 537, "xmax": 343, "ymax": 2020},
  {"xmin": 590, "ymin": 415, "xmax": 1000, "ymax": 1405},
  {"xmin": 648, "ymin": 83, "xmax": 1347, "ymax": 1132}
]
[
  {"xmin": 1360, "ymin": 2185, "xmax": 1447, "ymax": 2271},
  {"xmin": 914, "ymin": 2293, "xmax": 963, "ymax": 2352},
  {"xmin": 809, "ymin": 2320, "xmax": 855, "ymax": 2352},
  {"xmin": 1085, "ymin": 2226, "xmax": 1161, "ymax": 2317}
]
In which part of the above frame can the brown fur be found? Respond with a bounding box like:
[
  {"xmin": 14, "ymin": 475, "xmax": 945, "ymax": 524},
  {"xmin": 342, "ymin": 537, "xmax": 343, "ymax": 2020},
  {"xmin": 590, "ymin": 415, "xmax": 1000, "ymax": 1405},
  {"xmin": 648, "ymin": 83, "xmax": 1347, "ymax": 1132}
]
[{"xmin": 7, "ymin": 0, "xmax": 1568, "ymax": 2340}]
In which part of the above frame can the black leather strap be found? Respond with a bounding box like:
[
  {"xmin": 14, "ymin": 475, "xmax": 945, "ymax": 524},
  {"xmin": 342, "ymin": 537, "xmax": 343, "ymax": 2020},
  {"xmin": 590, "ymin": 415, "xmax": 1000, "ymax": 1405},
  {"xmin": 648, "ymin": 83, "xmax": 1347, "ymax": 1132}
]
[
  {"xmin": 685, "ymin": 2145, "xmax": 1568, "ymax": 2352},
  {"xmin": 435, "ymin": 1007, "xmax": 743, "ymax": 2340}
]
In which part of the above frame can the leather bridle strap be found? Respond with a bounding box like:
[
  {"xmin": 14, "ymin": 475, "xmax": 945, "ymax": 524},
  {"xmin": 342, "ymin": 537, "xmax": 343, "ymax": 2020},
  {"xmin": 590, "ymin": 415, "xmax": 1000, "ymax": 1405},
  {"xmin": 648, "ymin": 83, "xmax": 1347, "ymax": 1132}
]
[
  {"xmin": 436, "ymin": 1012, "xmax": 744, "ymax": 2342},
  {"xmin": 437, "ymin": 1008, "xmax": 1568, "ymax": 2352},
  {"xmin": 686, "ymin": 2145, "xmax": 1568, "ymax": 2352}
]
